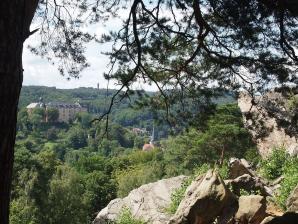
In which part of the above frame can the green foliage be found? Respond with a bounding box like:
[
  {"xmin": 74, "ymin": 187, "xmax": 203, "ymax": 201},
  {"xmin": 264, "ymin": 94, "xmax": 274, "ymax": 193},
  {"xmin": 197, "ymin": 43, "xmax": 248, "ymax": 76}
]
[
  {"xmin": 17, "ymin": 108, "xmax": 30, "ymax": 131},
  {"xmin": 10, "ymin": 149, "xmax": 61, "ymax": 224},
  {"xmin": 260, "ymin": 148, "xmax": 288, "ymax": 180},
  {"xmin": 73, "ymin": 154, "xmax": 107, "ymax": 173},
  {"xmin": 203, "ymin": 104, "xmax": 254, "ymax": 160},
  {"xmin": 98, "ymin": 139, "xmax": 123, "ymax": 157},
  {"xmin": 239, "ymin": 188, "xmax": 261, "ymax": 196},
  {"xmin": 259, "ymin": 147, "xmax": 298, "ymax": 210},
  {"xmin": 217, "ymin": 161, "xmax": 229, "ymax": 180},
  {"xmin": 165, "ymin": 178, "xmax": 192, "ymax": 214},
  {"xmin": 10, "ymin": 198, "xmax": 38, "ymax": 224},
  {"xmin": 162, "ymin": 104, "xmax": 255, "ymax": 176},
  {"xmin": 275, "ymin": 157, "xmax": 298, "ymax": 210},
  {"xmin": 76, "ymin": 112, "xmax": 93, "ymax": 128},
  {"xmin": 244, "ymin": 148, "xmax": 261, "ymax": 167},
  {"xmin": 66, "ymin": 127, "xmax": 87, "ymax": 149},
  {"xmin": 288, "ymin": 94, "xmax": 298, "ymax": 110},
  {"xmin": 83, "ymin": 171, "xmax": 117, "ymax": 218},
  {"xmin": 12, "ymin": 101, "xmax": 256, "ymax": 223},
  {"xmin": 116, "ymin": 163, "xmax": 164, "ymax": 197},
  {"xmin": 47, "ymin": 166, "xmax": 88, "ymax": 224},
  {"xmin": 115, "ymin": 208, "xmax": 146, "ymax": 224},
  {"xmin": 193, "ymin": 163, "xmax": 211, "ymax": 177},
  {"xmin": 46, "ymin": 108, "xmax": 59, "ymax": 123},
  {"xmin": 30, "ymin": 108, "xmax": 46, "ymax": 125},
  {"xmin": 46, "ymin": 127, "xmax": 58, "ymax": 141}
]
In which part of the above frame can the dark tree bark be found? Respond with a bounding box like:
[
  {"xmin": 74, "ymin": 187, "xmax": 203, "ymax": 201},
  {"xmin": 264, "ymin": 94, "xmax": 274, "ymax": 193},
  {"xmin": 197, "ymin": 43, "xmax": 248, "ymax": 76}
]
[{"xmin": 0, "ymin": 0, "xmax": 38, "ymax": 223}]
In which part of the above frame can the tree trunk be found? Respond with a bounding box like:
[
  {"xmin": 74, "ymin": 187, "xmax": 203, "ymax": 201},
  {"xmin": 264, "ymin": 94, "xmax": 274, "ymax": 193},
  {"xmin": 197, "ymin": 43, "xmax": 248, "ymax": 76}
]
[
  {"xmin": 0, "ymin": 0, "xmax": 38, "ymax": 223},
  {"xmin": 219, "ymin": 146, "xmax": 225, "ymax": 167}
]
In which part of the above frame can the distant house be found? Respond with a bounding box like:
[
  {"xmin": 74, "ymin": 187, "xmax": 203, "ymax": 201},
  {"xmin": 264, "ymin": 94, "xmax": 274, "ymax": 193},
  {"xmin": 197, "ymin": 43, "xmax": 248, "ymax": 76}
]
[
  {"xmin": 26, "ymin": 100, "xmax": 87, "ymax": 123},
  {"xmin": 132, "ymin": 127, "xmax": 148, "ymax": 135}
]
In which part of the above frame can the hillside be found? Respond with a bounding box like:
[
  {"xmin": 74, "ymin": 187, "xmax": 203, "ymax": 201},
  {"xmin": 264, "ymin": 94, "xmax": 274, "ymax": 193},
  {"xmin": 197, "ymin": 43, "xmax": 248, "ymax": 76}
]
[
  {"xmin": 19, "ymin": 86, "xmax": 235, "ymax": 139},
  {"xmin": 19, "ymin": 86, "xmax": 158, "ymax": 134}
]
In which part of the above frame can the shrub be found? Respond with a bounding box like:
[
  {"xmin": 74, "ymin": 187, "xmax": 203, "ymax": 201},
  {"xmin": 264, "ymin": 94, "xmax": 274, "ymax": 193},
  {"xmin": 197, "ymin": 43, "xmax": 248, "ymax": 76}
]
[
  {"xmin": 115, "ymin": 208, "xmax": 146, "ymax": 224},
  {"xmin": 165, "ymin": 178, "xmax": 192, "ymax": 214},
  {"xmin": 276, "ymin": 157, "xmax": 298, "ymax": 210},
  {"xmin": 116, "ymin": 163, "xmax": 163, "ymax": 197},
  {"xmin": 193, "ymin": 163, "xmax": 211, "ymax": 177},
  {"xmin": 244, "ymin": 147, "xmax": 261, "ymax": 167},
  {"xmin": 218, "ymin": 161, "xmax": 229, "ymax": 180},
  {"xmin": 259, "ymin": 147, "xmax": 298, "ymax": 210},
  {"xmin": 260, "ymin": 148, "xmax": 287, "ymax": 180}
]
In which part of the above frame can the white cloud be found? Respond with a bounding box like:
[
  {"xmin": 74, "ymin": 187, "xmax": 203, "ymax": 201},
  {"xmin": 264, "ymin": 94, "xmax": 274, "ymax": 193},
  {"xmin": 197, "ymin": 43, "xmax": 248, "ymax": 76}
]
[
  {"xmin": 23, "ymin": 41, "xmax": 110, "ymax": 89},
  {"xmin": 23, "ymin": 6, "xmax": 159, "ymax": 91},
  {"xmin": 23, "ymin": 39, "xmax": 157, "ymax": 91}
]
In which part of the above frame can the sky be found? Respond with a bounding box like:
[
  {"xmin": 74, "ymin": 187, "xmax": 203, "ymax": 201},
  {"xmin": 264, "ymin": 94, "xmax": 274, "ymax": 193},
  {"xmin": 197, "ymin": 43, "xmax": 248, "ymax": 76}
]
[
  {"xmin": 23, "ymin": 17, "xmax": 122, "ymax": 90},
  {"xmin": 23, "ymin": 38, "xmax": 111, "ymax": 89},
  {"xmin": 22, "ymin": 8, "xmax": 158, "ymax": 91}
]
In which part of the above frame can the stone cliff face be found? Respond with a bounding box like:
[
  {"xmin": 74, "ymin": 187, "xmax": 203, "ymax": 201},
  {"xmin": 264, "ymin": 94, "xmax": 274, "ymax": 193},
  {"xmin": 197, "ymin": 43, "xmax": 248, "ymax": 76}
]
[
  {"xmin": 93, "ymin": 176, "xmax": 187, "ymax": 224},
  {"xmin": 238, "ymin": 92, "xmax": 298, "ymax": 157}
]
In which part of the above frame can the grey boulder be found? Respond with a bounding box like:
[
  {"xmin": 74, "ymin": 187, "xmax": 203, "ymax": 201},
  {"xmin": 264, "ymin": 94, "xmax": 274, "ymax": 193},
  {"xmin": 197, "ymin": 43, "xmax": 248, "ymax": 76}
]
[
  {"xmin": 235, "ymin": 195, "xmax": 267, "ymax": 224},
  {"xmin": 168, "ymin": 169, "xmax": 237, "ymax": 224},
  {"xmin": 93, "ymin": 175, "xmax": 187, "ymax": 224}
]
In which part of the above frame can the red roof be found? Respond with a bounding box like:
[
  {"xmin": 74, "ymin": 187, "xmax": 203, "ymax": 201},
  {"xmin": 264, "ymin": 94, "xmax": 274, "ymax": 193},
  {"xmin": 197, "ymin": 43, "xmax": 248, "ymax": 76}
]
[{"xmin": 142, "ymin": 143, "xmax": 154, "ymax": 151}]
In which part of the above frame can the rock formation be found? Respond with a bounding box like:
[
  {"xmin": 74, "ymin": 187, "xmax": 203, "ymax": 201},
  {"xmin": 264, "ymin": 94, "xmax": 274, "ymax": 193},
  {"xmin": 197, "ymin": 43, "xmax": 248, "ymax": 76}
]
[
  {"xmin": 238, "ymin": 92, "xmax": 298, "ymax": 157},
  {"xmin": 226, "ymin": 158, "xmax": 273, "ymax": 197},
  {"xmin": 260, "ymin": 212, "xmax": 298, "ymax": 224},
  {"xmin": 93, "ymin": 175, "xmax": 187, "ymax": 224},
  {"xmin": 235, "ymin": 195, "xmax": 267, "ymax": 224},
  {"xmin": 228, "ymin": 157, "xmax": 254, "ymax": 179},
  {"xmin": 93, "ymin": 158, "xmax": 298, "ymax": 224},
  {"xmin": 287, "ymin": 184, "xmax": 298, "ymax": 213},
  {"xmin": 168, "ymin": 170, "xmax": 237, "ymax": 224}
]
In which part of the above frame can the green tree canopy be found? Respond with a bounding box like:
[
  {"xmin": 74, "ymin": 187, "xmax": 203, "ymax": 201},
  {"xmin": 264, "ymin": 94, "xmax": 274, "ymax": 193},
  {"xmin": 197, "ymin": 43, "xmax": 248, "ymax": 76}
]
[{"xmin": 66, "ymin": 127, "xmax": 87, "ymax": 150}]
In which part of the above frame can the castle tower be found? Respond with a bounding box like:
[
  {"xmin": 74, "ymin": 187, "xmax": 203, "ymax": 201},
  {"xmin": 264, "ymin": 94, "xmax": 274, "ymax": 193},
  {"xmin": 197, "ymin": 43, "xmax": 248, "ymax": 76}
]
[{"xmin": 149, "ymin": 126, "xmax": 155, "ymax": 145}]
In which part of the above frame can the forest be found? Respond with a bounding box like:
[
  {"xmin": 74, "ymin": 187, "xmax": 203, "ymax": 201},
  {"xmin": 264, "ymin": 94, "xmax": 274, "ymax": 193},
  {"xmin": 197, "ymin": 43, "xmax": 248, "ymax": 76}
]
[
  {"xmin": 12, "ymin": 85, "xmax": 298, "ymax": 224},
  {"xmin": 10, "ymin": 85, "xmax": 259, "ymax": 223}
]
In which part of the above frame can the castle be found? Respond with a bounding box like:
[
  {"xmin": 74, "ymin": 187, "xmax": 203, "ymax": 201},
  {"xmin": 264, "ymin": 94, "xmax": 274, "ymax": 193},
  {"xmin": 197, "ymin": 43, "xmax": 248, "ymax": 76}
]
[{"xmin": 26, "ymin": 99, "xmax": 87, "ymax": 123}]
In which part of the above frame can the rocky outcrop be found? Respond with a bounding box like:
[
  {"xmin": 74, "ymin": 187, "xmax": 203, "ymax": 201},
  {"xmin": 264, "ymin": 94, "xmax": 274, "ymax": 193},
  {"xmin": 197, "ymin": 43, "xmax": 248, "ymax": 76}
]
[
  {"xmin": 287, "ymin": 184, "xmax": 298, "ymax": 213},
  {"xmin": 93, "ymin": 175, "xmax": 187, "ymax": 224},
  {"xmin": 93, "ymin": 158, "xmax": 297, "ymax": 224},
  {"xmin": 235, "ymin": 195, "xmax": 267, "ymax": 224},
  {"xmin": 226, "ymin": 174, "xmax": 273, "ymax": 197},
  {"xmin": 226, "ymin": 158, "xmax": 273, "ymax": 197},
  {"xmin": 228, "ymin": 158, "xmax": 254, "ymax": 179},
  {"xmin": 260, "ymin": 212, "xmax": 298, "ymax": 224},
  {"xmin": 168, "ymin": 170, "xmax": 237, "ymax": 224},
  {"xmin": 238, "ymin": 92, "xmax": 298, "ymax": 157}
]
